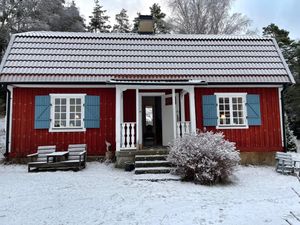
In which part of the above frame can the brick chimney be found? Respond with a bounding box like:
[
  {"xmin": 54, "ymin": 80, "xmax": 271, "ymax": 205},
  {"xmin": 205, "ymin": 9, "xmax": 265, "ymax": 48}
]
[{"xmin": 138, "ymin": 15, "xmax": 154, "ymax": 34}]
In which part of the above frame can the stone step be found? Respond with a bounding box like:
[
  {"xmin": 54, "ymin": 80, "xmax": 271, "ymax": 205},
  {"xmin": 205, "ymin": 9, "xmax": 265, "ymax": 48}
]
[
  {"xmin": 135, "ymin": 149, "xmax": 169, "ymax": 156},
  {"xmin": 135, "ymin": 167, "xmax": 172, "ymax": 174},
  {"xmin": 135, "ymin": 160, "xmax": 171, "ymax": 168},
  {"xmin": 135, "ymin": 155, "xmax": 168, "ymax": 161}
]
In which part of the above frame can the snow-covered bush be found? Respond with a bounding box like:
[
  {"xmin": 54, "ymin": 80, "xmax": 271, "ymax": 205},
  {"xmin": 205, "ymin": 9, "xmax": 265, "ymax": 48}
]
[{"xmin": 168, "ymin": 131, "xmax": 240, "ymax": 185}]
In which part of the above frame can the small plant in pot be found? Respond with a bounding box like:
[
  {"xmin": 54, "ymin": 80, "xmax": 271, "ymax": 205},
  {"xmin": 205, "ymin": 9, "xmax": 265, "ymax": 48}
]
[{"xmin": 168, "ymin": 130, "xmax": 240, "ymax": 185}]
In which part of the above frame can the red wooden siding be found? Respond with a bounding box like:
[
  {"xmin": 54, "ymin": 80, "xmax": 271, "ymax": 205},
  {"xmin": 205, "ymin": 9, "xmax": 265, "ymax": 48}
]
[
  {"xmin": 123, "ymin": 89, "xmax": 136, "ymax": 122},
  {"xmin": 10, "ymin": 88, "xmax": 115, "ymax": 158},
  {"xmin": 195, "ymin": 87, "xmax": 283, "ymax": 152}
]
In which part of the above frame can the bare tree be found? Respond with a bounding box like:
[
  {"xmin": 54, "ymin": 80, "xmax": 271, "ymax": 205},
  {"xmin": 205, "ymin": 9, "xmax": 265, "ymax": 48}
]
[{"xmin": 168, "ymin": 0, "xmax": 251, "ymax": 34}]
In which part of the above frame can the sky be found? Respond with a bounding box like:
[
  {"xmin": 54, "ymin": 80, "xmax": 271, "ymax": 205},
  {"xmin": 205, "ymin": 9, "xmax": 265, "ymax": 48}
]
[{"xmin": 73, "ymin": 0, "xmax": 300, "ymax": 39}]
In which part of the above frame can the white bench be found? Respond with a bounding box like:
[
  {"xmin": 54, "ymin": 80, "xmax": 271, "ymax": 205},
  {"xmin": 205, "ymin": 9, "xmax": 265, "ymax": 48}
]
[{"xmin": 275, "ymin": 152, "xmax": 294, "ymax": 174}]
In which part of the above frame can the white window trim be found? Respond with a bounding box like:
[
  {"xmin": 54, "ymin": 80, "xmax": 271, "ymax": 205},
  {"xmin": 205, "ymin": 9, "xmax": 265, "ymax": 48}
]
[
  {"xmin": 215, "ymin": 93, "xmax": 249, "ymax": 129},
  {"xmin": 49, "ymin": 94, "xmax": 86, "ymax": 132}
]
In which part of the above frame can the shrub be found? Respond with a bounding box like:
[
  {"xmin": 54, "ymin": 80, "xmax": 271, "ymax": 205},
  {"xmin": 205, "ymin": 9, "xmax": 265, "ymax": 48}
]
[{"xmin": 168, "ymin": 130, "xmax": 240, "ymax": 185}]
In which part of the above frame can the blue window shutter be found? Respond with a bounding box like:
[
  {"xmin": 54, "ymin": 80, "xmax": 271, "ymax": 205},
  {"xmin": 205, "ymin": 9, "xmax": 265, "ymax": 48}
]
[
  {"xmin": 246, "ymin": 94, "xmax": 261, "ymax": 126},
  {"xmin": 34, "ymin": 96, "xmax": 51, "ymax": 129},
  {"xmin": 84, "ymin": 95, "xmax": 100, "ymax": 128},
  {"xmin": 202, "ymin": 95, "xmax": 217, "ymax": 126}
]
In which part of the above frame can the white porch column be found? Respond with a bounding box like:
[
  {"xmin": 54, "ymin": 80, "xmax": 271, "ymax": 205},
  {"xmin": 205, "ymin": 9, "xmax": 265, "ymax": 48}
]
[
  {"xmin": 115, "ymin": 86, "xmax": 121, "ymax": 151},
  {"xmin": 187, "ymin": 87, "xmax": 196, "ymax": 133},
  {"xmin": 180, "ymin": 91, "xmax": 186, "ymax": 122},
  {"xmin": 136, "ymin": 88, "xmax": 139, "ymax": 150},
  {"xmin": 172, "ymin": 88, "xmax": 177, "ymax": 140}
]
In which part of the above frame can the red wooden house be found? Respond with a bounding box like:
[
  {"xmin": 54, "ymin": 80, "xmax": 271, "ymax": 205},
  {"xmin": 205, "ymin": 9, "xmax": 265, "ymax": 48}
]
[{"xmin": 0, "ymin": 18, "xmax": 295, "ymax": 166}]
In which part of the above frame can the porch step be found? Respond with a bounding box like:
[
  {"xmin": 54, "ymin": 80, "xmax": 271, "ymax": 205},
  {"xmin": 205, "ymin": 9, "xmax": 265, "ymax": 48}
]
[
  {"xmin": 134, "ymin": 167, "xmax": 172, "ymax": 175},
  {"xmin": 135, "ymin": 149, "xmax": 169, "ymax": 156},
  {"xmin": 135, "ymin": 160, "xmax": 171, "ymax": 168},
  {"xmin": 135, "ymin": 155, "xmax": 168, "ymax": 161}
]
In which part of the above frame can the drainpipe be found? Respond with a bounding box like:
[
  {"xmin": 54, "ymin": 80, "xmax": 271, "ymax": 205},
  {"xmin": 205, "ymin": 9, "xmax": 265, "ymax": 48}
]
[
  {"xmin": 281, "ymin": 84, "xmax": 287, "ymax": 152},
  {"xmin": 3, "ymin": 85, "xmax": 11, "ymax": 159}
]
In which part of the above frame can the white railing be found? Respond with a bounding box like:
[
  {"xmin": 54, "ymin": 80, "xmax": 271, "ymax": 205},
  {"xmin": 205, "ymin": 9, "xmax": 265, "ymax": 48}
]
[
  {"xmin": 176, "ymin": 121, "xmax": 191, "ymax": 138},
  {"xmin": 120, "ymin": 122, "xmax": 136, "ymax": 150}
]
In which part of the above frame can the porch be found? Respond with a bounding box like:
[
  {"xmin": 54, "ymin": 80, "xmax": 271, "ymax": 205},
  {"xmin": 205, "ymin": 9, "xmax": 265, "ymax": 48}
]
[{"xmin": 115, "ymin": 85, "xmax": 197, "ymax": 154}]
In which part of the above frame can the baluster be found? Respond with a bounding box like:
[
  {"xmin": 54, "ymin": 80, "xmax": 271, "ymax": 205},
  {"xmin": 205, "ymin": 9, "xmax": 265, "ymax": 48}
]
[
  {"xmin": 176, "ymin": 122, "xmax": 181, "ymax": 138},
  {"xmin": 181, "ymin": 122, "xmax": 185, "ymax": 136},
  {"xmin": 131, "ymin": 123, "xmax": 135, "ymax": 148},
  {"xmin": 185, "ymin": 122, "xmax": 190, "ymax": 134},
  {"xmin": 121, "ymin": 123, "xmax": 126, "ymax": 148},
  {"xmin": 126, "ymin": 123, "xmax": 130, "ymax": 148}
]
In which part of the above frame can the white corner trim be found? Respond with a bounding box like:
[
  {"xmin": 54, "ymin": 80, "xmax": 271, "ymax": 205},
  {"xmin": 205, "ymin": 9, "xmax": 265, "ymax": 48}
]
[
  {"xmin": 7, "ymin": 85, "xmax": 13, "ymax": 153},
  {"xmin": 278, "ymin": 87, "xmax": 284, "ymax": 147}
]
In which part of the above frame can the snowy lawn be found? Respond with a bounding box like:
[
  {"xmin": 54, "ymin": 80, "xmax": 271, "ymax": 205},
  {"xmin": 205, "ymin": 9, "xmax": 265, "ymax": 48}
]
[{"xmin": 0, "ymin": 164, "xmax": 299, "ymax": 225}]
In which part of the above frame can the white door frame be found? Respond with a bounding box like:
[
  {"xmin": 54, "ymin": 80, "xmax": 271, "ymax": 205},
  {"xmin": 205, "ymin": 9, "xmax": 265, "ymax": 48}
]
[{"xmin": 139, "ymin": 92, "xmax": 165, "ymax": 147}]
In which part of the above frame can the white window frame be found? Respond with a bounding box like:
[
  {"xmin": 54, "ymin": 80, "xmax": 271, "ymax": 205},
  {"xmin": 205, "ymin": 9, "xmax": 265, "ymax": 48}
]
[
  {"xmin": 215, "ymin": 93, "xmax": 248, "ymax": 129},
  {"xmin": 49, "ymin": 94, "xmax": 86, "ymax": 132}
]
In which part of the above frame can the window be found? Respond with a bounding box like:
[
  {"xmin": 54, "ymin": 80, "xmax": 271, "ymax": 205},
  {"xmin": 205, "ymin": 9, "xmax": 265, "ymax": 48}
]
[
  {"xmin": 50, "ymin": 94, "xmax": 85, "ymax": 132},
  {"xmin": 215, "ymin": 93, "xmax": 247, "ymax": 128}
]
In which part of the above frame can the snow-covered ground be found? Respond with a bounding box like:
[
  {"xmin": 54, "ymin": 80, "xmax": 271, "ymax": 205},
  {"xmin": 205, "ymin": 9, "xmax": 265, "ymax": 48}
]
[{"xmin": 0, "ymin": 164, "xmax": 299, "ymax": 225}]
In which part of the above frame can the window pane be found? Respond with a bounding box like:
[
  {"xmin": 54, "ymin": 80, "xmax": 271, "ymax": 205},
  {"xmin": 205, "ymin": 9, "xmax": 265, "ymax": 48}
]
[
  {"xmin": 60, "ymin": 120, "xmax": 66, "ymax": 127},
  {"xmin": 225, "ymin": 98, "xmax": 229, "ymax": 103},
  {"xmin": 54, "ymin": 121, "xmax": 60, "ymax": 127},
  {"xmin": 233, "ymin": 118, "xmax": 238, "ymax": 124},
  {"xmin": 225, "ymin": 105, "xmax": 229, "ymax": 110},
  {"xmin": 226, "ymin": 118, "xmax": 230, "ymax": 124},
  {"xmin": 232, "ymin": 98, "xmax": 237, "ymax": 103},
  {"xmin": 70, "ymin": 98, "xmax": 75, "ymax": 105},
  {"xmin": 55, "ymin": 113, "xmax": 60, "ymax": 119},
  {"xmin": 238, "ymin": 98, "xmax": 242, "ymax": 103},
  {"xmin": 61, "ymin": 106, "xmax": 66, "ymax": 112},
  {"xmin": 69, "ymin": 120, "xmax": 75, "ymax": 127},
  {"xmin": 61, "ymin": 113, "xmax": 66, "ymax": 119},
  {"xmin": 70, "ymin": 106, "xmax": 75, "ymax": 112},
  {"xmin": 76, "ymin": 98, "xmax": 81, "ymax": 104},
  {"xmin": 55, "ymin": 99, "xmax": 60, "ymax": 104},
  {"xmin": 219, "ymin": 98, "xmax": 223, "ymax": 104},
  {"xmin": 76, "ymin": 113, "xmax": 81, "ymax": 119},
  {"xmin": 55, "ymin": 106, "xmax": 60, "ymax": 112},
  {"xmin": 76, "ymin": 120, "xmax": 81, "ymax": 127},
  {"xmin": 239, "ymin": 118, "xmax": 244, "ymax": 124},
  {"xmin": 233, "ymin": 112, "xmax": 237, "ymax": 117},
  {"xmin": 61, "ymin": 99, "xmax": 66, "ymax": 105},
  {"xmin": 233, "ymin": 105, "xmax": 237, "ymax": 110},
  {"xmin": 238, "ymin": 111, "xmax": 243, "ymax": 117},
  {"xmin": 70, "ymin": 113, "xmax": 75, "ymax": 119},
  {"xmin": 76, "ymin": 106, "xmax": 81, "ymax": 112}
]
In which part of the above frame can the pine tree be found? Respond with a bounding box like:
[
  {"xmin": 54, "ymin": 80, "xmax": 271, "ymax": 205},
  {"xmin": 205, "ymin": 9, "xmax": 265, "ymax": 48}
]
[
  {"xmin": 150, "ymin": 3, "xmax": 170, "ymax": 34},
  {"xmin": 131, "ymin": 12, "xmax": 140, "ymax": 33},
  {"xmin": 285, "ymin": 114, "xmax": 297, "ymax": 152},
  {"xmin": 112, "ymin": 9, "xmax": 130, "ymax": 33},
  {"xmin": 263, "ymin": 24, "xmax": 300, "ymax": 137},
  {"xmin": 88, "ymin": 0, "xmax": 111, "ymax": 33}
]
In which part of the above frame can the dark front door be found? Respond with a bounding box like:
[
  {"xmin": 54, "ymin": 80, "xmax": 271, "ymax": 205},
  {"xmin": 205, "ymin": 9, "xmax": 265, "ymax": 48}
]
[{"xmin": 142, "ymin": 96, "xmax": 162, "ymax": 147}]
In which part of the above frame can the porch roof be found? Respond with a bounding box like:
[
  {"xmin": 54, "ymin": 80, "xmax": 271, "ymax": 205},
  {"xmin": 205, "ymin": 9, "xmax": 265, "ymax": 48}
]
[{"xmin": 0, "ymin": 31, "xmax": 295, "ymax": 84}]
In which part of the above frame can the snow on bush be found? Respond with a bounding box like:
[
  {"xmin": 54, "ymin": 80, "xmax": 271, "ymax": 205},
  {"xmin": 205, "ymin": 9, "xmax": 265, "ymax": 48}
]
[{"xmin": 168, "ymin": 131, "xmax": 240, "ymax": 185}]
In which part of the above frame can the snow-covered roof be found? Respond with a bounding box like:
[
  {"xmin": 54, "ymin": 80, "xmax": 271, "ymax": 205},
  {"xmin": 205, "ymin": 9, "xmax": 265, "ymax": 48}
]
[{"xmin": 0, "ymin": 31, "xmax": 295, "ymax": 84}]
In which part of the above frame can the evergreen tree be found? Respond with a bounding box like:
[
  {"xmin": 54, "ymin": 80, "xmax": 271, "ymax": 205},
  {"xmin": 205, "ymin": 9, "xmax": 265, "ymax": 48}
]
[
  {"xmin": 112, "ymin": 9, "xmax": 130, "ymax": 33},
  {"xmin": 263, "ymin": 24, "xmax": 300, "ymax": 138},
  {"xmin": 88, "ymin": 0, "xmax": 111, "ymax": 33},
  {"xmin": 132, "ymin": 12, "xmax": 140, "ymax": 33},
  {"xmin": 150, "ymin": 3, "xmax": 170, "ymax": 34},
  {"xmin": 60, "ymin": 1, "xmax": 86, "ymax": 32},
  {"xmin": 285, "ymin": 114, "xmax": 297, "ymax": 152}
]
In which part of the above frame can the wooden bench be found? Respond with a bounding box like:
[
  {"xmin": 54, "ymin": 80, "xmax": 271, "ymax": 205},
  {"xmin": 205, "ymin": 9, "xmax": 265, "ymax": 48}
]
[
  {"xmin": 27, "ymin": 146, "xmax": 56, "ymax": 172},
  {"xmin": 275, "ymin": 152, "xmax": 294, "ymax": 174},
  {"xmin": 58, "ymin": 144, "xmax": 87, "ymax": 171}
]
